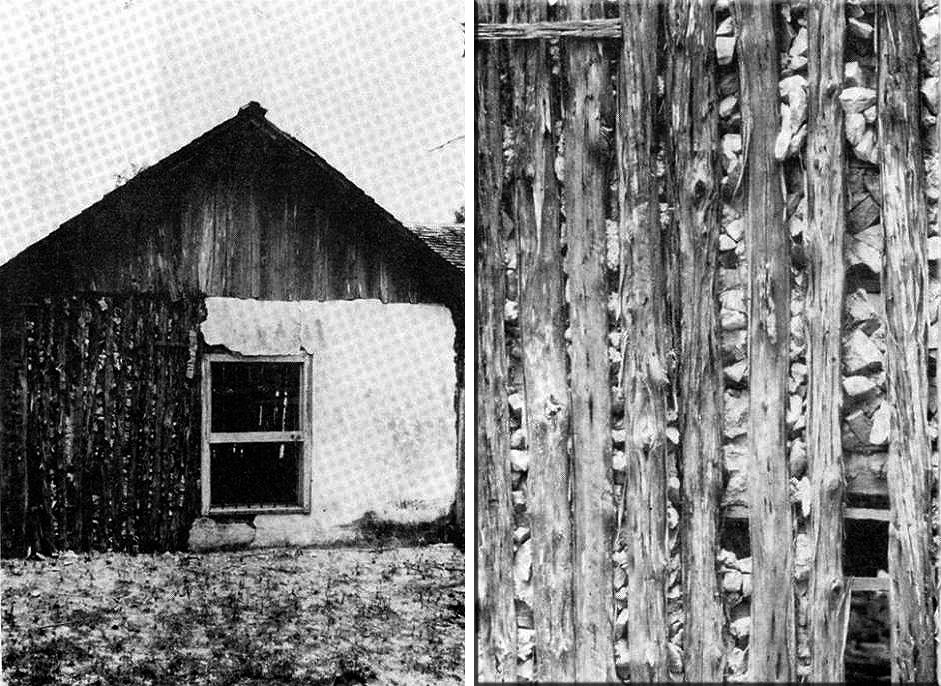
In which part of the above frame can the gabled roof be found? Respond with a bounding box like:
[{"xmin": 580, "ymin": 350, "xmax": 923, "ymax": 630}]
[
  {"xmin": 6, "ymin": 102, "xmax": 459, "ymax": 282},
  {"xmin": 408, "ymin": 224, "xmax": 464, "ymax": 271}
]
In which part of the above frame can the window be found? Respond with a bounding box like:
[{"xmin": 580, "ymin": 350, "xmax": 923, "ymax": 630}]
[{"xmin": 201, "ymin": 353, "xmax": 312, "ymax": 514}]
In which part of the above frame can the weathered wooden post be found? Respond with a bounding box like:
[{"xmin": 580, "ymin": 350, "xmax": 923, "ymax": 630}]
[
  {"xmin": 877, "ymin": 1, "xmax": 937, "ymax": 681},
  {"xmin": 732, "ymin": 1, "xmax": 795, "ymax": 679},
  {"xmin": 475, "ymin": 0, "xmax": 517, "ymax": 679},
  {"xmin": 805, "ymin": 0, "xmax": 848, "ymax": 680},
  {"xmin": 562, "ymin": 0, "xmax": 615, "ymax": 680},
  {"xmin": 617, "ymin": 0, "xmax": 670, "ymax": 681},
  {"xmin": 666, "ymin": 0, "xmax": 725, "ymax": 680},
  {"xmin": 508, "ymin": 0, "xmax": 576, "ymax": 681}
]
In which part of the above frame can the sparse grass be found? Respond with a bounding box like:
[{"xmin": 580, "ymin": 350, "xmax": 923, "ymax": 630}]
[{"xmin": 2, "ymin": 545, "xmax": 463, "ymax": 686}]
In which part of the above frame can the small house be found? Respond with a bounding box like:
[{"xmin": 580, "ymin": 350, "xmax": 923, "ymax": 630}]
[{"xmin": 0, "ymin": 102, "xmax": 463, "ymax": 556}]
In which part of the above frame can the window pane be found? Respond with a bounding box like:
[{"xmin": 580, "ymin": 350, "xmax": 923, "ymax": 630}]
[
  {"xmin": 210, "ymin": 442, "xmax": 301, "ymax": 507},
  {"xmin": 211, "ymin": 362, "xmax": 300, "ymax": 432}
]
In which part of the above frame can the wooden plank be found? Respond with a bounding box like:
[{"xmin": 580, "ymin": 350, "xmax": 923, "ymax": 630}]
[
  {"xmin": 453, "ymin": 384, "xmax": 464, "ymax": 547},
  {"xmin": 208, "ymin": 505, "xmax": 306, "ymax": 516},
  {"xmin": 846, "ymin": 507, "xmax": 891, "ymax": 522},
  {"xmin": 805, "ymin": 2, "xmax": 848, "ymax": 681},
  {"xmin": 877, "ymin": 3, "xmax": 937, "ymax": 681},
  {"xmin": 200, "ymin": 355, "xmax": 211, "ymax": 515},
  {"xmin": 474, "ymin": 0, "xmax": 517, "ymax": 679},
  {"xmin": 666, "ymin": 1, "xmax": 725, "ymax": 679},
  {"xmin": 725, "ymin": 505, "xmax": 889, "ymax": 522},
  {"xmin": 203, "ymin": 353, "xmax": 307, "ymax": 363},
  {"xmin": 848, "ymin": 576, "xmax": 890, "ymax": 593},
  {"xmin": 508, "ymin": 0, "xmax": 575, "ymax": 680},
  {"xmin": 477, "ymin": 18, "xmax": 621, "ymax": 40},
  {"xmin": 301, "ymin": 356, "xmax": 312, "ymax": 513},
  {"xmin": 208, "ymin": 431, "xmax": 303, "ymax": 444},
  {"xmin": 733, "ymin": 1, "xmax": 795, "ymax": 680},
  {"xmin": 562, "ymin": 0, "xmax": 615, "ymax": 680},
  {"xmin": 936, "ymin": 34, "xmax": 941, "ymax": 686},
  {"xmin": 617, "ymin": 1, "xmax": 669, "ymax": 681}
]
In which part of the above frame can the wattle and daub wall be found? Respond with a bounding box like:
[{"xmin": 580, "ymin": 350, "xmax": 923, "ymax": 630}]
[{"xmin": 0, "ymin": 108, "xmax": 463, "ymax": 557}]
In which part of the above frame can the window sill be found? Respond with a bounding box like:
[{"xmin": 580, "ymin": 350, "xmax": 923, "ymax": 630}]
[{"xmin": 206, "ymin": 506, "xmax": 309, "ymax": 516}]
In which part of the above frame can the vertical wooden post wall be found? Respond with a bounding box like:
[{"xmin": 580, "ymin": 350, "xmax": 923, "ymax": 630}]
[
  {"xmin": 877, "ymin": 2, "xmax": 937, "ymax": 681},
  {"xmin": 475, "ymin": 0, "xmax": 517, "ymax": 679},
  {"xmin": 617, "ymin": 0, "xmax": 670, "ymax": 681},
  {"xmin": 562, "ymin": 0, "xmax": 616, "ymax": 680},
  {"xmin": 732, "ymin": 1, "xmax": 795, "ymax": 680},
  {"xmin": 666, "ymin": 0, "xmax": 725, "ymax": 681},
  {"xmin": 936, "ymin": 38, "xmax": 941, "ymax": 686},
  {"xmin": 508, "ymin": 0, "xmax": 576, "ymax": 680},
  {"xmin": 805, "ymin": 0, "xmax": 848, "ymax": 681}
]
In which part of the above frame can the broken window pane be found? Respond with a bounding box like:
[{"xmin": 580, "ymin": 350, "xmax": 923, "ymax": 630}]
[
  {"xmin": 210, "ymin": 442, "xmax": 301, "ymax": 507},
  {"xmin": 211, "ymin": 362, "xmax": 300, "ymax": 432}
]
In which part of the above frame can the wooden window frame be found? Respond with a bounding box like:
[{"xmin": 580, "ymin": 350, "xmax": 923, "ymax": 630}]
[{"xmin": 201, "ymin": 352, "xmax": 313, "ymax": 516}]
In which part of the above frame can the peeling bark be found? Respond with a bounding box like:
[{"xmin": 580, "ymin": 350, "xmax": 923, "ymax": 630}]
[
  {"xmin": 877, "ymin": 2, "xmax": 937, "ymax": 681},
  {"xmin": 732, "ymin": 1, "xmax": 795, "ymax": 680},
  {"xmin": 805, "ymin": 1, "xmax": 848, "ymax": 681},
  {"xmin": 666, "ymin": 0, "xmax": 725, "ymax": 681},
  {"xmin": 475, "ymin": 0, "xmax": 517, "ymax": 678},
  {"xmin": 617, "ymin": 1, "xmax": 670, "ymax": 681},
  {"xmin": 562, "ymin": 0, "xmax": 615, "ymax": 680},
  {"xmin": 509, "ymin": 0, "xmax": 576, "ymax": 679}
]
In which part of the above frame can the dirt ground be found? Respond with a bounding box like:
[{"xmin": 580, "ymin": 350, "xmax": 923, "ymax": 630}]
[{"xmin": 1, "ymin": 544, "xmax": 463, "ymax": 686}]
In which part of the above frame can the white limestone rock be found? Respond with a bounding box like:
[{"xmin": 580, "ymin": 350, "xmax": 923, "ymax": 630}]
[
  {"xmin": 723, "ymin": 569, "xmax": 744, "ymax": 594},
  {"xmin": 717, "ymin": 36, "xmax": 736, "ymax": 66},
  {"xmin": 845, "ymin": 224, "xmax": 883, "ymax": 273},
  {"xmin": 843, "ymin": 375, "xmax": 876, "ymax": 399},
  {"xmin": 854, "ymin": 129, "xmax": 879, "ymax": 165},
  {"xmin": 848, "ymin": 17, "xmax": 874, "ymax": 41},
  {"xmin": 844, "ymin": 61, "xmax": 865, "ymax": 88},
  {"xmin": 724, "ymin": 391, "xmax": 748, "ymax": 439},
  {"xmin": 510, "ymin": 450, "xmax": 530, "ymax": 472},
  {"xmin": 507, "ymin": 392, "xmax": 524, "ymax": 417},
  {"xmin": 840, "ymin": 87, "xmax": 877, "ymax": 115},
  {"xmin": 869, "ymin": 402, "xmax": 891, "ymax": 446},
  {"xmin": 843, "ymin": 328, "xmax": 882, "ymax": 375},
  {"xmin": 724, "ymin": 359, "xmax": 748, "ymax": 385}
]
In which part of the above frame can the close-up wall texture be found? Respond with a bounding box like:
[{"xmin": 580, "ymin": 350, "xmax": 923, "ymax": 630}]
[{"xmin": 475, "ymin": 0, "xmax": 940, "ymax": 682}]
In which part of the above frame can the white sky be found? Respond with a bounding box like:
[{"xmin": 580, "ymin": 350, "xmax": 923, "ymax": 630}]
[{"xmin": 0, "ymin": 0, "xmax": 465, "ymax": 264}]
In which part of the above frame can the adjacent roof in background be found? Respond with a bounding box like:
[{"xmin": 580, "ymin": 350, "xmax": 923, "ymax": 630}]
[{"xmin": 408, "ymin": 224, "xmax": 464, "ymax": 271}]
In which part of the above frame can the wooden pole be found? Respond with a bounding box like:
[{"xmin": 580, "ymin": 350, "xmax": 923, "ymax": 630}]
[
  {"xmin": 454, "ymin": 384, "xmax": 465, "ymax": 550},
  {"xmin": 805, "ymin": 2, "xmax": 848, "ymax": 680},
  {"xmin": 804, "ymin": 0, "xmax": 851, "ymax": 679},
  {"xmin": 562, "ymin": 0, "xmax": 615, "ymax": 680},
  {"xmin": 936, "ymin": 34, "xmax": 941, "ymax": 686},
  {"xmin": 477, "ymin": 18, "xmax": 621, "ymax": 41},
  {"xmin": 508, "ymin": 0, "xmax": 576, "ymax": 680},
  {"xmin": 475, "ymin": 0, "xmax": 517, "ymax": 679},
  {"xmin": 665, "ymin": 0, "xmax": 725, "ymax": 680},
  {"xmin": 732, "ymin": 1, "xmax": 795, "ymax": 680},
  {"xmin": 616, "ymin": 0, "xmax": 669, "ymax": 681},
  {"xmin": 877, "ymin": 2, "xmax": 937, "ymax": 681}
]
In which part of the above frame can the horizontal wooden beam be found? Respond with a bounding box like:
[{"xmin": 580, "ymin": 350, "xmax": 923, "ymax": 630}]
[
  {"xmin": 207, "ymin": 505, "xmax": 307, "ymax": 516},
  {"xmin": 475, "ymin": 19, "xmax": 622, "ymax": 41},
  {"xmin": 848, "ymin": 576, "xmax": 889, "ymax": 593},
  {"xmin": 209, "ymin": 431, "xmax": 303, "ymax": 444},
  {"xmin": 723, "ymin": 505, "xmax": 890, "ymax": 521},
  {"xmin": 204, "ymin": 352, "xmax": 307, "ymax": 363}
]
